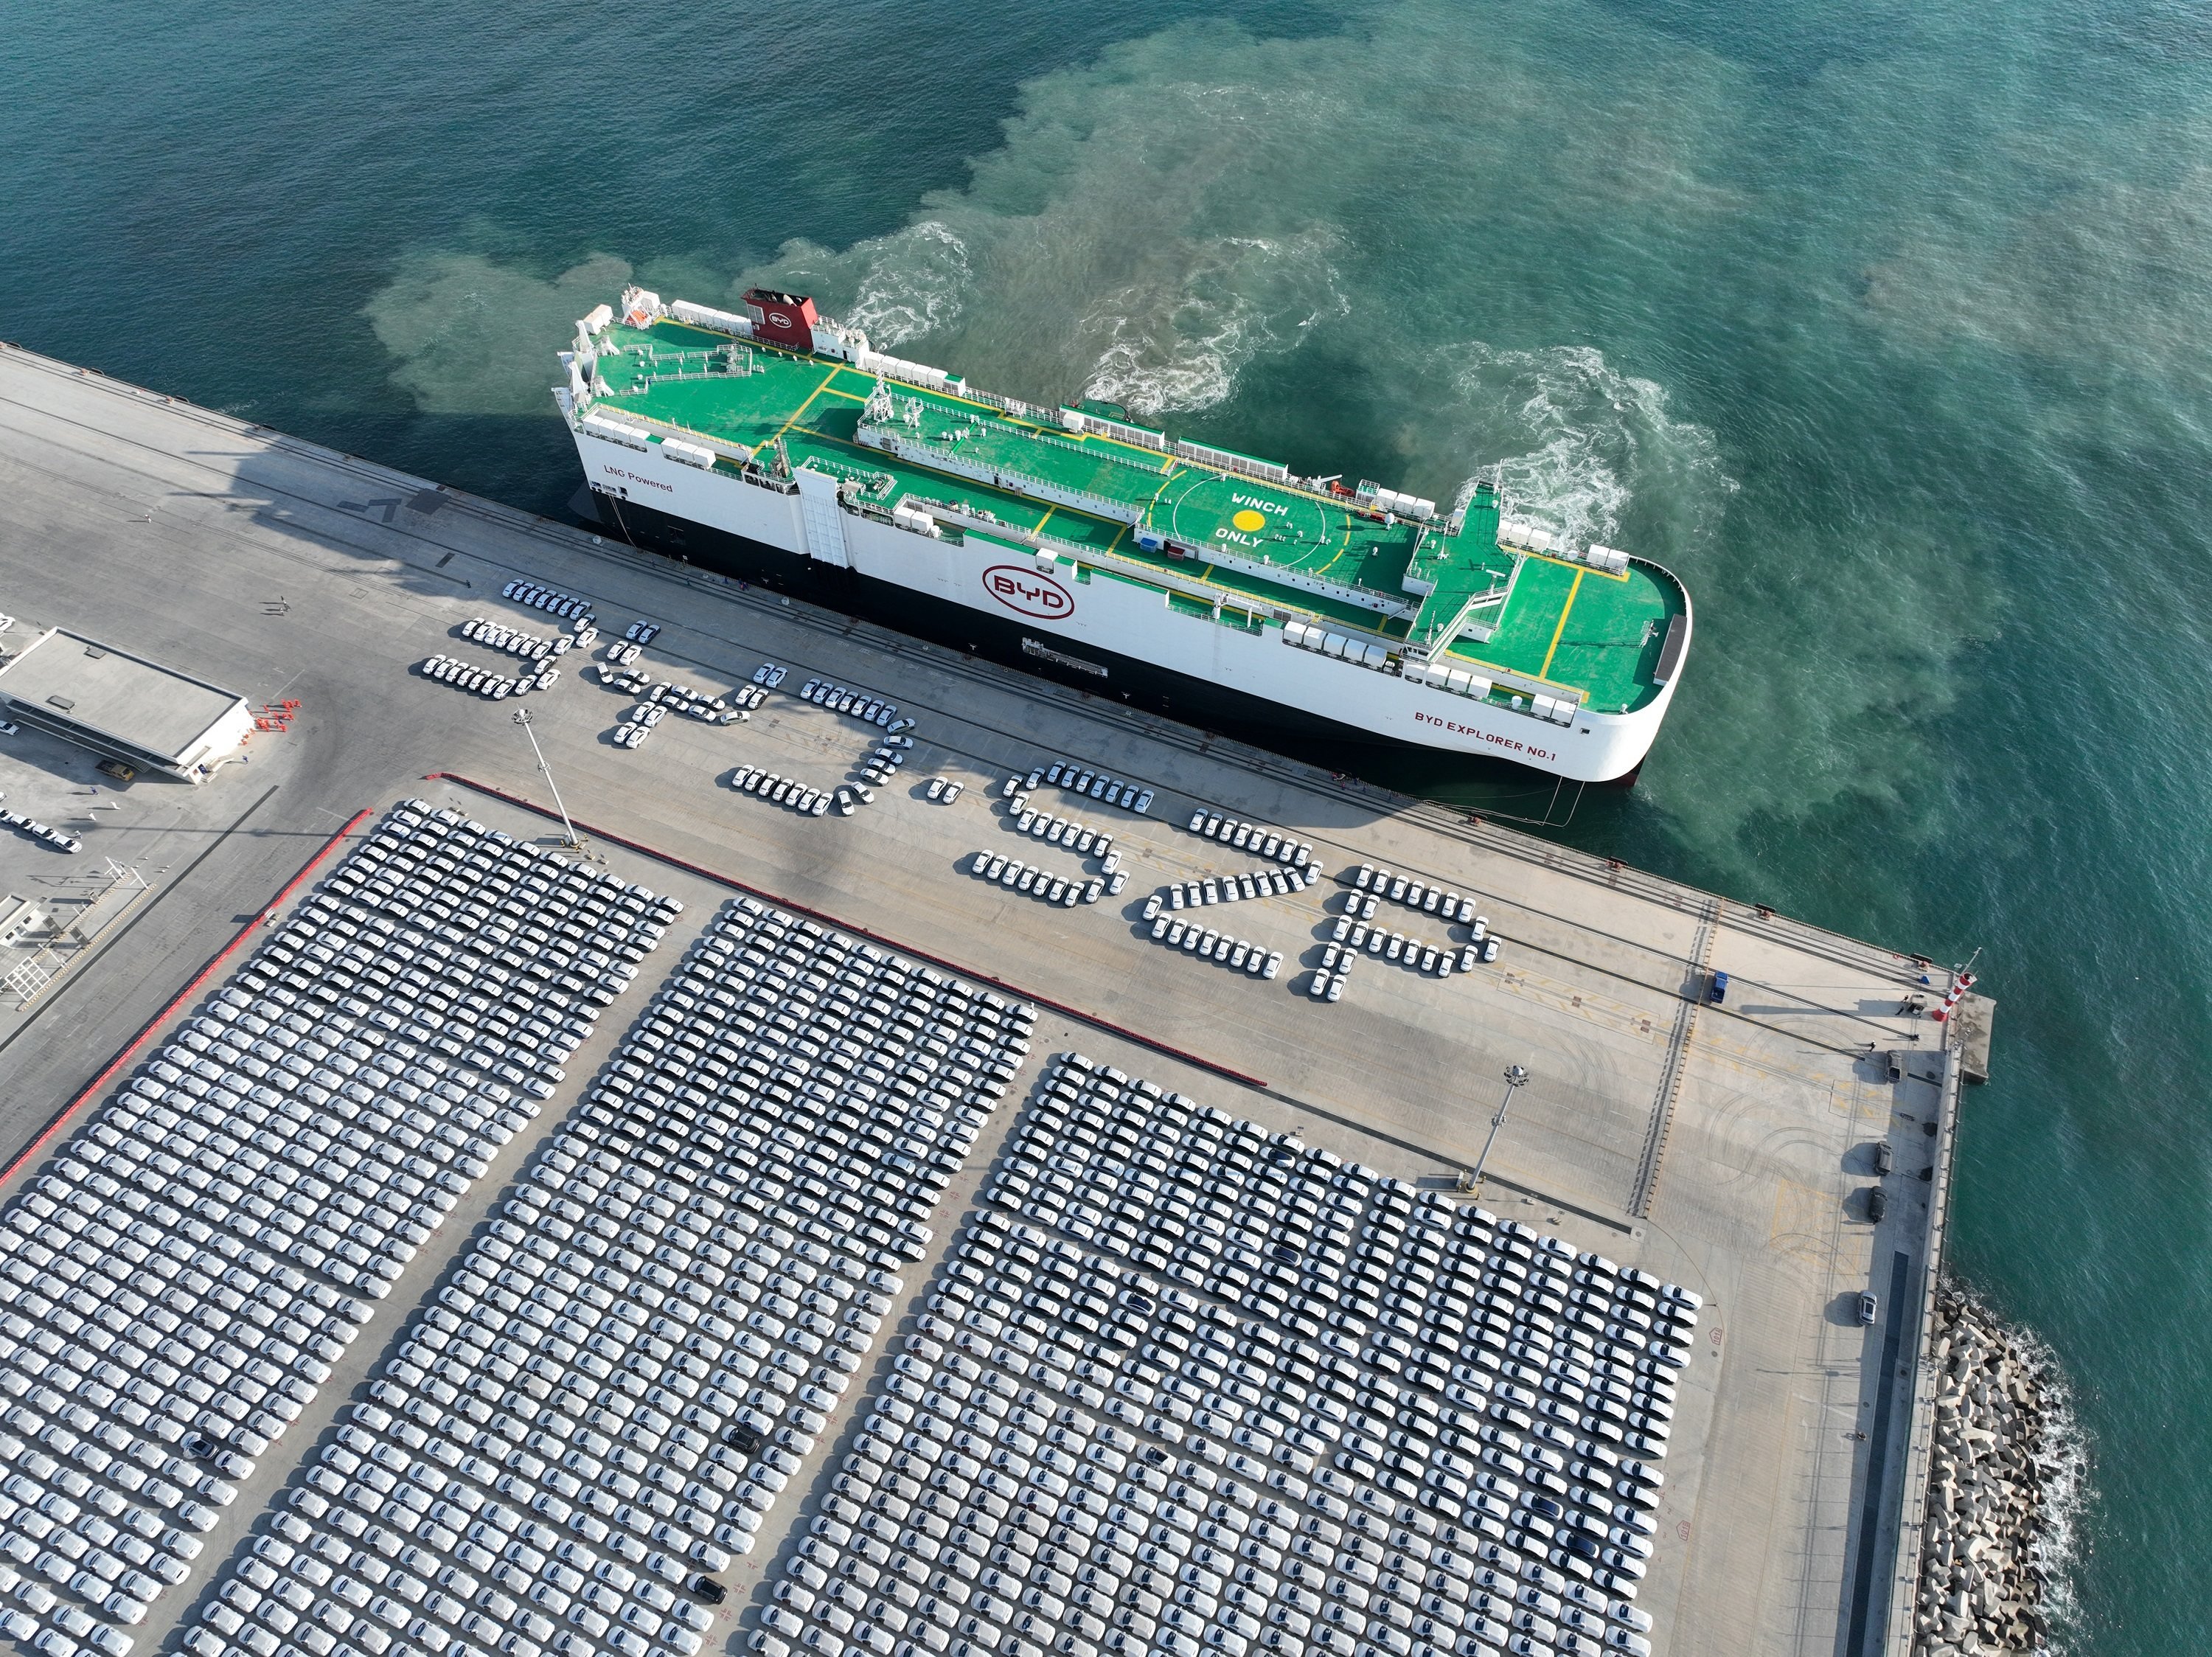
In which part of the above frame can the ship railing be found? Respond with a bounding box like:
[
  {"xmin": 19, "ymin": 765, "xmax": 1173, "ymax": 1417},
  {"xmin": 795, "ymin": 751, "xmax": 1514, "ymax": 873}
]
[
  {"xmin": 902, "ymin": 493, "xmax": 1414, "ymax": 655},
  {"xmin": 1191, "ymin": 542, "xmax": 1411, "ymax": 619},
  {"xmin": 1032, "ymin": 429, "xmax": 1169, "ymax": 477},
  {"xmin": 1071, "ymin": 412, "xmax": 1172, "ymax": 454},
  {"xmin": 855, "ymin": 425, "xmax": 1146, "ymax": 527},
  {"xmin": 967, "ymin": 387, "xmax": 1062, "ymax": 424},
  {"xmin": 583, "ymin": 402, "xmax": 760, "ymax": 468},
  {"xmin": 629, "ymin": 342, "xmax": 758, "ymax": 386},
  {"xmin": 1172, "ymin": 439, "xmax": 1292, "ymax": 484},
  {"xmin": 1443, "ymin": 473, "xmax": 1490, "ymax": 538}
]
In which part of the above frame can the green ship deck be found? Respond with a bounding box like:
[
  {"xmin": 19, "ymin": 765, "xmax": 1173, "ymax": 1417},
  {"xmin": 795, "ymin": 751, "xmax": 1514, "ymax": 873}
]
[{"xmin": 584, "ymin": 318, "xmax": 1684, "ymax": 714}]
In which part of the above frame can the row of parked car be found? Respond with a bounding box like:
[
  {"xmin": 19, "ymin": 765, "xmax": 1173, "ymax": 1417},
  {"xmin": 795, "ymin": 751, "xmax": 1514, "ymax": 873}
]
[
  {"xmin": 419, "ymin": 656, "xmax": 557, "ymax": 701},
  {"xmin": 1, "ymin": 810, "xmax": 83, "ymax": 854},
  {"xmin": 1186, "ymin": 812, "xmax": 1315, "ymax": 869},
  {"xmin": 188, "ymin": 901, "xmax": 1034, "ymax": 1657},
  {"xmin": 796, "ymin": 681, "xmax": 911, "ymax": 735},
  {"xmin": 856, "ymin": 736, "xmax": 912, "ymax": 791},
  {"xmin": 1144, "ymin": 864, "xmax": 1318, "ymax": 919},
  {"xmin": 1146, "ymin": 912, "xmax": 1284, "ymax": 978},
  {"xmin": 1349, "ymin": 865, "xmax": 1484, "ymax": 927},
  {"xmin": 951, "ymin": 1055, "xmax": 1694, "ymax": 1655},
  {"xmin": 1310, "ymin": 931, "xmax": 1498, "ymax": 1003},
  {"xmin": 1361, "ymin": 928, "xmax": 1496, "ymax": 973},
  {"xmin": 729, "ymin": 770, "xmax": 870, "ymax": 818},
  {"xmin": 0, "ymin": 803, "xmax": 670, "ymax": 1657},
  {"xmin": 1015, "ymin": 763, "xmax": 1153, "ymax": 816},
  {"xmin": 1008, "ymin": 807, "xmax": 1114, "ymax": 864},
  {"xmin": 967, "ymin": 851, "xmax": 1110, "ymax": 908},
  {"xmin": 458, "ymin": 619, "xmax": 574, "ymax": 664},
  {"xmin": 645, "ymin": 681, "xmax": 748, "ymax": 725},
  {"xmin": 501, "ymin": 583, "xmax": 595, "ymax": 625}
]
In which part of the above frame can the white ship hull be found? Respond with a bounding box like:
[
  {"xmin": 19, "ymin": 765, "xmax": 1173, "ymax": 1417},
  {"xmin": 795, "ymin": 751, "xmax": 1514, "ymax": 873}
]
[{"xmin": 569, "ymin": 428, "xmax": 1686, "ymax": 785}]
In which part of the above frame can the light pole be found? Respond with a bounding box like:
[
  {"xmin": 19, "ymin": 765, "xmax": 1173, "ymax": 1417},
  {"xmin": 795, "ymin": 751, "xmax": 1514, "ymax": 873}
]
[
  {"xmin": 1466, "ymin": 1063, "xmax": 1530, "ymax": 1194},
  {"xmin": 512, "ymin": 709, "xmax": 582, "ymax": 850}
]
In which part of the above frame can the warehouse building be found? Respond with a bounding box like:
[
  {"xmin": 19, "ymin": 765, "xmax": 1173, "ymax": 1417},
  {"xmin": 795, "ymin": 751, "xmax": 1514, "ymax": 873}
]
[{"xmin": 0, "ymin": 624, "xmax": 254, "ymax": 781}]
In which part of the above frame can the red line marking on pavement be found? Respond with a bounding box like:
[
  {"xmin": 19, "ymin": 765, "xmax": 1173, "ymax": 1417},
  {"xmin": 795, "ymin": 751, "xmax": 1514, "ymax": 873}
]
[
  {"xmin": 424, "ymin": 774, "xmax": 1271, "ymax": 1092},
  {"xmin": 0, "ymin": 807, "xmax": 373, "ymax": 1192}
]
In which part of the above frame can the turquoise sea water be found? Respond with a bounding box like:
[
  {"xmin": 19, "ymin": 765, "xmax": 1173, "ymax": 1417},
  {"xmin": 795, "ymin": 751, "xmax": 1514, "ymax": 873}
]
[{"xmin": 7, "ymin": 0, "xmax": 2210, "ymax": 1646}]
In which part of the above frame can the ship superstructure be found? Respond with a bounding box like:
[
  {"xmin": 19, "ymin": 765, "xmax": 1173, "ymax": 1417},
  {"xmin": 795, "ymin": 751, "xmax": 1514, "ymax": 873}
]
[{"xmin": 557, "ymin": 286, "xmax": 1689, "ymax": 782}]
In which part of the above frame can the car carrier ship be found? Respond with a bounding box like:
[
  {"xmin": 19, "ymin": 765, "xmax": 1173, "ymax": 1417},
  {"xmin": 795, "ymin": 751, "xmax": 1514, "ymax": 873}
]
[{"xmin": 557, "ymin": 286, "xmax": 1691, "ymax": 784}]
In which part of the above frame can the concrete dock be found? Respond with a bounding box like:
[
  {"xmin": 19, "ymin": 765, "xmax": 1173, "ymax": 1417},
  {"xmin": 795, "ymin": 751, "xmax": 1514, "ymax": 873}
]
[{"xmin": 0, "ymin": 344, "xmax": 1974, "ymax": 1657}]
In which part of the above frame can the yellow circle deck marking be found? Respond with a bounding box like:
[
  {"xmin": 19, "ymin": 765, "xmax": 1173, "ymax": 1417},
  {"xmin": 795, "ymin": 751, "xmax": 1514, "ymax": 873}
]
[{"xmin": 1165, "ymin": 472, "xmax": 1332, "ymax": 560}]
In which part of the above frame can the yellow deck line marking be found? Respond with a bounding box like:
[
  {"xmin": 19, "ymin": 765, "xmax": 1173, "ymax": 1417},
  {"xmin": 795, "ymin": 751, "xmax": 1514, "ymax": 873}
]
[
  {"xmin": 1444, "ymin": 651, "xmax": 1587, "ymax": 694},
  {"xmin": 1540, "ymin": 569, "xmax": 1585, "ymax": 681},
  {"xmin": 1034, "ymin": 507, "xmax": 1056, "ymax": 535},
  {"xmin": 641, "ymin": 321, "xmax": 1371, "ymax": 507},
  {"xmin": 768, "ymin": 367, "xmax": 844, "ymax": 445}
]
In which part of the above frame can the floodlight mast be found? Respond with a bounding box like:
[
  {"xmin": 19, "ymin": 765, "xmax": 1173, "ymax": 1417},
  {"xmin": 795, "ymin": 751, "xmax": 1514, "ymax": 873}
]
[
  {"xmin": 512, "ymin": 709, "xmax": 582, "ymax": 850},
  {"xmin": 1464, "ymin": 1063, "xmax": 1530, "ymax": 1195}
]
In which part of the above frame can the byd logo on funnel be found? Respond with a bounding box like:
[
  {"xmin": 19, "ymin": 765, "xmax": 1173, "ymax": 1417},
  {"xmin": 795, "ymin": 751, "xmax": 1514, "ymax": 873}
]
[{"xmin": 982, "ymin": 565, "xmax": 1074, "ymax": 620}]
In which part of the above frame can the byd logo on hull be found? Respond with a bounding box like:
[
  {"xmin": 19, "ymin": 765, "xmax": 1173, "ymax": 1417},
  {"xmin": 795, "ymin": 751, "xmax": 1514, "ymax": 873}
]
[{"xmin": 982, "ymin": 565, "xmax": 1074, "ymax": 620}]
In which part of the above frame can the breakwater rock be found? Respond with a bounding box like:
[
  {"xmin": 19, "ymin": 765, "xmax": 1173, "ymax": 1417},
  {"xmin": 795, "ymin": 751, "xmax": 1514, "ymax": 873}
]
[{"xmin": 1910, "ymin": 1285, "xmax": 2081, "ymax": 1656}]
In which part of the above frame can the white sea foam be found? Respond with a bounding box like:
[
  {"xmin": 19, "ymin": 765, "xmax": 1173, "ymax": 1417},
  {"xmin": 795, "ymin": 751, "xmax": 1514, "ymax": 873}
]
[
  {"xmin": 1080, "ymin": 230, "xmax": 1348, "ymax": 415},
  {"xmin": 846, "ymin": 221, "xmax": 973, "ymax": 349},
  {"xmin": 1424, "ymin": 338, "xmax": 1735, "ymax": 555},
  {"xmin": 2006, "ymin": 1311, "xmax": 2091, "ymax": 1653}
]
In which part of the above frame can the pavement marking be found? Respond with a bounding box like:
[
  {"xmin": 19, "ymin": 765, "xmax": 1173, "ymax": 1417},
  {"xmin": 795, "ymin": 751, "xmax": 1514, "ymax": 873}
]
[
  {"xmin": 1254, "ymin": 1081, "xmax": 1634, "ymax": 1234},
  {"xmin": 1770, "ymin": 1177, "xmax": 1841, "ymax": 1271},
  {"xmin": 1540, "ymin": 566, "xmax": 1585, "ymax": 681},
  {"xmin": 0, "ymin": 782, "xmax": 282, "ymax": 1063},
  {"xmin": 767, "ymin": 364, "xmax": 846, "ymax": 445},
  {"xmin": 0, "ymin": 796, "xmax": 362, "ymax": 1189}
]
